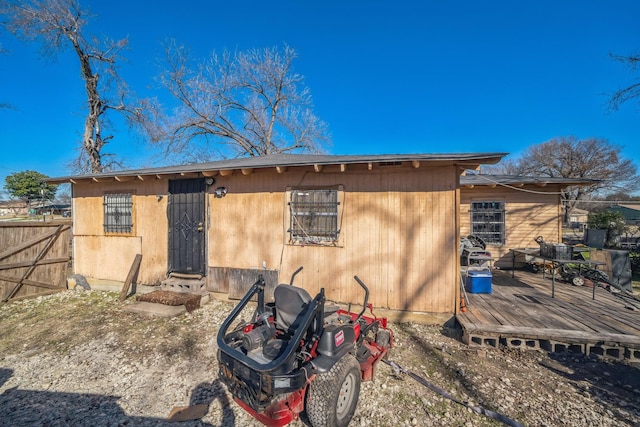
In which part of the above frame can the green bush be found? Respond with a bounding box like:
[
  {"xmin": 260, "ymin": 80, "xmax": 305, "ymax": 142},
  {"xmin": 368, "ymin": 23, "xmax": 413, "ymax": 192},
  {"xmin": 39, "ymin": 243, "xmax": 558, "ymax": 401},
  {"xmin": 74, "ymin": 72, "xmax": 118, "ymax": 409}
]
[
  {"xmin": 587, "ymin": 211, "xmax": 626, "ymax": 234},
  {"xmin": 587, "ymin": 211, "xmax": 627, "ymax": 247}
]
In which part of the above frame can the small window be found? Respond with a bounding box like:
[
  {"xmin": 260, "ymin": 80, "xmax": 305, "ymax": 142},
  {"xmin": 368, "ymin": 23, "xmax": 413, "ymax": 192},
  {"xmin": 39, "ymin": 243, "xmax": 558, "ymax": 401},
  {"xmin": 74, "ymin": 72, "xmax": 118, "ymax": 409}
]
[
  {"xmin": 289, "ymin": 189, "xmax": 340, "ymax": 244},
  {"xmin": 104, "ymin": 193, "xmax": 133, "ymax": 233},
  {"xmin": 470, "ymin": 201, "xmax": 505, "ymax": 245}
]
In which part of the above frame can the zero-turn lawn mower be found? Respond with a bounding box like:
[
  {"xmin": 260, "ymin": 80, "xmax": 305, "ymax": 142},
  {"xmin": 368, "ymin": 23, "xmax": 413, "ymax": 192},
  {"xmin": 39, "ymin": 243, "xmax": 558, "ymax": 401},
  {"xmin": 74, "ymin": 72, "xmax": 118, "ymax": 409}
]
[{"xmin": 217, "ymin": 267, "xmax": 393, "ymax": 427}]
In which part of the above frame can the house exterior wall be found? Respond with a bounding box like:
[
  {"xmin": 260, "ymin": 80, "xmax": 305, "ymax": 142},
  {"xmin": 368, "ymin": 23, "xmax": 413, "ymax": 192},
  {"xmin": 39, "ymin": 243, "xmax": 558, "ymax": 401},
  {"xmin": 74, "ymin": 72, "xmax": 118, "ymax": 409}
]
[
  {"xmin": 460, "ymin": 185, "xmax": 562, "ymax": 268},
  {"xmin": 208, "ymin": 165, "xmax": 459, "ymax": 313},
  {"xmin": 71, "ymin": 164, "xmax": 461, "ymax": 314},
  {"xmin": 72, "ymin": 179, "xmax": 169, "ymax": 285}
]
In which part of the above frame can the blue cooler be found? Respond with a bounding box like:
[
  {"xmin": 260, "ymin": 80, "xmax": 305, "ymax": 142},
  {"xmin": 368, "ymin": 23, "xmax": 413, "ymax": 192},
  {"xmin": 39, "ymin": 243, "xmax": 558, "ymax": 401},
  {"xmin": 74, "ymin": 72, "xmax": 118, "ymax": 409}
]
[{"xmin": 465, "ymin": 269, "xmax": 492, "ymax": 294}]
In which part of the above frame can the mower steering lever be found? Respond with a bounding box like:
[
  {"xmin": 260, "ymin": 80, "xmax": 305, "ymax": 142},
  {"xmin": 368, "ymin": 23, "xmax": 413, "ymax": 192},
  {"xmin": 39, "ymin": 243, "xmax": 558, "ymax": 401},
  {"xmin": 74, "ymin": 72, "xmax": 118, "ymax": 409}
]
[
  {"xmin": 252, "ymin": 275, "xmax": 268, "ymax": 323},
  {"xmin": 289, "ymin": 266, "xmax": 304, "ymax": 286},
  {"xmin": 353, "ymin": 276, "xmax": 370, "ymax": 322}
]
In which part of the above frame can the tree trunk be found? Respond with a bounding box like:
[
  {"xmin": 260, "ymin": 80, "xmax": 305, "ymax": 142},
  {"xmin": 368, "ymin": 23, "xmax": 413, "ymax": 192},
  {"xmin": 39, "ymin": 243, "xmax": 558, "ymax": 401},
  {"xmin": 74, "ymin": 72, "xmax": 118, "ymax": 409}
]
[{"xmin": 70, "ymin": 31, "xmax": 104, "ymax": 173}]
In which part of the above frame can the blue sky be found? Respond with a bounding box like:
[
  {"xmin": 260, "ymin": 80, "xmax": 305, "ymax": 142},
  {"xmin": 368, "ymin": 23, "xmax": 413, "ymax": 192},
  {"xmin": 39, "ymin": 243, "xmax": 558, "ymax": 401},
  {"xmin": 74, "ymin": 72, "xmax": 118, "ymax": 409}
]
[{"xmin": 1, "ymin": 0, "xmax": 639, "ymax": 195}]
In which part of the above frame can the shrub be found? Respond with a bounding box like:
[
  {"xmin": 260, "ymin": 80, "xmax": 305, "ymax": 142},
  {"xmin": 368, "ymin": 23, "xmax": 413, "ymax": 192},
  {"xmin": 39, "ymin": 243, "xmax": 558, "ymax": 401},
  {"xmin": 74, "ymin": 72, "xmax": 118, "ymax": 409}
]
[{"xmin": 587, "ymin": 211, "xmax": 627, "ymax": 247}]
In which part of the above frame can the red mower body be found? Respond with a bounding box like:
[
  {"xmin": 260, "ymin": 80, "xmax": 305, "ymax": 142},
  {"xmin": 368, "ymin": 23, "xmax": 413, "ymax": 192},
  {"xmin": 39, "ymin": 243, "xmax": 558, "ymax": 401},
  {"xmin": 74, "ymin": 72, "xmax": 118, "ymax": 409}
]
[{"xmin": 217, "ymin": 270, "xmax": 393, "ymax": 426}]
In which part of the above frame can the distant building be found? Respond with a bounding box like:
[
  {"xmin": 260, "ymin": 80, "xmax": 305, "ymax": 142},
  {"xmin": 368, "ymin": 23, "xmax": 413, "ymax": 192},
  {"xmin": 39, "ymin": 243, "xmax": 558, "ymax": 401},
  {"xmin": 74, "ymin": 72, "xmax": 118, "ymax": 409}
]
[
  {"xmin": 32, "ymin": 202, "xmax": 71, "ymax": 216},
  {"xmin": 0, "ymin": 200, "xmax": 28, "ymax": 216},
  {"xmin": 609, "ymin": 204, "xmax": 640, "ymax": 225},
  {"xmin": 567, "ymin": 207, "xmax": 589, "ymax": 228}
]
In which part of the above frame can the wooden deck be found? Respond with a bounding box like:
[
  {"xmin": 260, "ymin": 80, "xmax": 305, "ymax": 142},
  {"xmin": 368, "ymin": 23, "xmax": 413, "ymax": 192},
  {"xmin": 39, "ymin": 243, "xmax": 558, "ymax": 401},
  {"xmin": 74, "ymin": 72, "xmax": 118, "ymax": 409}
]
[{"xmin": 456, "ymin": 270, "xmax": 640, "ymax": 362}]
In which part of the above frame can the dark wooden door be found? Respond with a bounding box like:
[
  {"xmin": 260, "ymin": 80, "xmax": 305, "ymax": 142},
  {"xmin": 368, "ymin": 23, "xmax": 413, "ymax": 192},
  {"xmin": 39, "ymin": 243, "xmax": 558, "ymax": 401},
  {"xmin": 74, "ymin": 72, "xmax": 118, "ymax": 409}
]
[{"xmin": 168, "ymin": 179, "xmax": 206, "ymax": 276}]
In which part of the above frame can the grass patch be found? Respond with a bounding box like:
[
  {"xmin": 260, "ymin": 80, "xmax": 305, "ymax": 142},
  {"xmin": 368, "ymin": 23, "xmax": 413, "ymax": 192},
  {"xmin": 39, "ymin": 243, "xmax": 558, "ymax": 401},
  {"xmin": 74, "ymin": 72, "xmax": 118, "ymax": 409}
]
[{"xmin": 0, "ymin": 290, "xmax": 208, "ymax": 360}]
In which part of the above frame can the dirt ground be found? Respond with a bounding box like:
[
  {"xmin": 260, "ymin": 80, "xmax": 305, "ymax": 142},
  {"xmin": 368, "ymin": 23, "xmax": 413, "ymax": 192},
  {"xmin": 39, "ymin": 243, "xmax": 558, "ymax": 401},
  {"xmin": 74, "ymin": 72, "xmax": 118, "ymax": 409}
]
[{"xmin": 0, "ymin": 290, "xmax": 639, "ymax": 426}]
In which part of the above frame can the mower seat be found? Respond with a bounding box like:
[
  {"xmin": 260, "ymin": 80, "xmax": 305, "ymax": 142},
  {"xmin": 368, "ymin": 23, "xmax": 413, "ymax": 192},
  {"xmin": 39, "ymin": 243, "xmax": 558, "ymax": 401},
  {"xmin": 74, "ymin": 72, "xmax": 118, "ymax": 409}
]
[{"xmin": 274, "ymin": 284, "xmax": 312, "ymax": 332}]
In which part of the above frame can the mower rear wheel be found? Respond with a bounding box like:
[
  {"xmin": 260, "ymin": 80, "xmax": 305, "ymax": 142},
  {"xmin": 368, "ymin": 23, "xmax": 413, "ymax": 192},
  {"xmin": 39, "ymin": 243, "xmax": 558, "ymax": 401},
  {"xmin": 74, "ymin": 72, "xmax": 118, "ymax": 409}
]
[{"xmin": 306, "ymin": 354, "xmax": 361, "ymax": 427}]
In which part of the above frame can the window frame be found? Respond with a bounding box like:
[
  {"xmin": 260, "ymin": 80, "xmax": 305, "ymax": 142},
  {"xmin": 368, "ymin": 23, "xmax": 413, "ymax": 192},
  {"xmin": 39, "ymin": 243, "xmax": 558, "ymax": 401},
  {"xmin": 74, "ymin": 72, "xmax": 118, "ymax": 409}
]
[
  {"xmin": 103, "ymin": 192, "xmax": 135, "ymax": 235},
  {"xmin": 469, "ymin": 200, "xmax": 506, "ymax": 246},
  {"xmin": 287, "ymin": 187, "xmax": 343, "ymax": 245}
]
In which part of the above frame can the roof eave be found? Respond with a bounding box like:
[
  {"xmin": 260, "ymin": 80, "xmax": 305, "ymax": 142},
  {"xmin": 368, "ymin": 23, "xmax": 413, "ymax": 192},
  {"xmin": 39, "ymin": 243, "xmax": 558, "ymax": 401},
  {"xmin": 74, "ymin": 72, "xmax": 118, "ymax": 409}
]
[{"xmin": 45, "ymin": 153, "xmax": 508, "ymax": 185}]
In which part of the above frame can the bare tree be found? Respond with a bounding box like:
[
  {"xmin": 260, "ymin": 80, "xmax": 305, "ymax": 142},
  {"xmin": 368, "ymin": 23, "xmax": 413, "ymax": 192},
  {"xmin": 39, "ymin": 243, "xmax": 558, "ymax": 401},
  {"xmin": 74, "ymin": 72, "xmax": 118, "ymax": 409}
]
[
  {"xmin": 487, "ymin": 136, "xmax": 640, "ymax": 221},
  {"xmin": 1, "ymin": 0, "xmax": 131, "ymax": 173},
  {"xmin": 137, "ymin": 42, "xmax": 328, "ymax": 161},
  {"xmin": 609, "ymin": 52, "xmax": 640, "ymax": 111},
  {"xmin": 0, "ymin": 43, "xmax": 13, "ymax": 110}
]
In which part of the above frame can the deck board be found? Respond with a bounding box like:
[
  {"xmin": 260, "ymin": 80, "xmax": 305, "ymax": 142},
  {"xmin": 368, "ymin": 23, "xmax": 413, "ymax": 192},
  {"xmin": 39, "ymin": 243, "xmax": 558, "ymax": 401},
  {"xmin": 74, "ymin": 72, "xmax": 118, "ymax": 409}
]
[
  {"xmin": 457, "ymin": 270, "xmax": 640, "ymax": 360},
  {"xmin": 520, "ymin": 289, "xmax": 625, "ymax": 334}
]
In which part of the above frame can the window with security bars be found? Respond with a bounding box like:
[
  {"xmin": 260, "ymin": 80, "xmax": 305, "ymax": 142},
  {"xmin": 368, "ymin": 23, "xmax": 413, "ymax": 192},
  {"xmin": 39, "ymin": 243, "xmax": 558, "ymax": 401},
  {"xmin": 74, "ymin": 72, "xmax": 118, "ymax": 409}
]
[
  {"xmin": 470, "ymin": 201, "xmax": 505, "ymax": 245},
  {"xmin": 104, "ymin": 193, "xmax": 133, "ymax": 233},
  {"xmin": 289, "ymin": 189, "xmax": 340, "ymax": 243}
]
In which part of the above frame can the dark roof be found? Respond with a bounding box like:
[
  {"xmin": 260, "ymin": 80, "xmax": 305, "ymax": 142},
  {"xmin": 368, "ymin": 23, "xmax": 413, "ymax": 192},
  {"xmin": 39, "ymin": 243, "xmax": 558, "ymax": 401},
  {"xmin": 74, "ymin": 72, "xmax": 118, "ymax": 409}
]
[
  {"xmin": 609, "ymin": 205, "xmax": 640, "ymax": 223},
  {"xmin": 618, "ymin": 203, "xmax": 640, "ymax": 210},
  {"xmin": 460, "ymin": 173, "xmax": 599, "ymax": 188},
  {"xmin": 46, "ymin": 153, "xmax": 507, "ymax": 184}
]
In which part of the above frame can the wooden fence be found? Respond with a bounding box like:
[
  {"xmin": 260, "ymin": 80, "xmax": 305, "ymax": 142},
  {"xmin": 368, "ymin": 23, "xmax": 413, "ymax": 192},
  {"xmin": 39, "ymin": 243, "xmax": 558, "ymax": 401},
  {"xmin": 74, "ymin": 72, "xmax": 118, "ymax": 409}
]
[{"xmin": 0, "ymin": 221, "xmax": 72, "ymax": 303}]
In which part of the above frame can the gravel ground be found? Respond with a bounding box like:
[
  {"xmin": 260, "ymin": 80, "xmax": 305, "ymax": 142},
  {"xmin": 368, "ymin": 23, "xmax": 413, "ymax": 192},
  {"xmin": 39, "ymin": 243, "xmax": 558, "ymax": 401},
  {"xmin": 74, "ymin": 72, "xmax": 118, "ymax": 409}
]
[{"xmin": 1, "ymin": 290, "xmax": 639, "ymax": 427}]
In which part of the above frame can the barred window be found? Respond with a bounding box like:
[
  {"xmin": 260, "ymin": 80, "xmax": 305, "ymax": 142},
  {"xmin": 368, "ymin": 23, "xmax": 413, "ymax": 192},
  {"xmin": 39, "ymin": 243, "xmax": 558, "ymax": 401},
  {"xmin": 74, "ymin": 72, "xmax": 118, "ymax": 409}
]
[
  {"xmin": 104, "ymin": 193, "xmax": 133, "ymax": 233},
  {"xmin": 470, "ymin": 201, "xmax": 505, "ymax": 245},
  {"xmin": 289, "ymin": 189, "xmax": 340, "ymax": 243}
]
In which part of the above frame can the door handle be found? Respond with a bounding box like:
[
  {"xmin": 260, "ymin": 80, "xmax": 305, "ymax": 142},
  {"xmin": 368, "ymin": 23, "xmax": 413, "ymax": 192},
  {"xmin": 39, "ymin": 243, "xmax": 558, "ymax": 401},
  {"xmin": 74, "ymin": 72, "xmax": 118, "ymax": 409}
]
[{"xmin": 197, "ymin": 222, "xmax": 203, "ymax": 232}]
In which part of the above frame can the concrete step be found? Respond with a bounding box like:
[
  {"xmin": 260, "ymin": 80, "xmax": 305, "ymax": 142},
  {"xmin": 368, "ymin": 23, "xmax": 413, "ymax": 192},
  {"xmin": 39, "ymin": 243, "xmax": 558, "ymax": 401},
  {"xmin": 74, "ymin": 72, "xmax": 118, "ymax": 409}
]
[
  {"xmin": 122, "ymin": 301, "xmax": 187, "ymax": 318},
  {"xmin": 160, "ymin": 277, "xmax": 207, "ymax": 295},
  {"xmin": 124, "ymin": 293, "xmax": 210, "ymax": 318}
]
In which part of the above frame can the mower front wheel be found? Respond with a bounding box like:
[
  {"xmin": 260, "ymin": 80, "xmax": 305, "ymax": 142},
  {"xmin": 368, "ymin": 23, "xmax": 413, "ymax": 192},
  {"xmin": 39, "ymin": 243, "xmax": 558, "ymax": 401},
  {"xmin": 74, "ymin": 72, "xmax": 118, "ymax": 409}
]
[{"xmin": 306, "ymin": 354, "xmax": 361, "ymax": 427}]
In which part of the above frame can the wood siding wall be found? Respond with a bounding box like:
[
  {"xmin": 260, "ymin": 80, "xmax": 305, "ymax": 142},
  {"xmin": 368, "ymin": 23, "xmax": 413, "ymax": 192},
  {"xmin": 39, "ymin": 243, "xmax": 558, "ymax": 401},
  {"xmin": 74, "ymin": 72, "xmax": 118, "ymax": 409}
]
[
  {"xmin": 460, "ymin": 185, "xmax": 562, "ymax": 267},
  {"xmin": 208, "ymin": 165, "xmax": 459, "ymax": 313},
  {"xmin": 71, "ymin": 164, "xmax": 461, "ymax": 313},
  {"xmin": 73, "ymin": 179, "xmax": 168, "ymax": 285}
]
